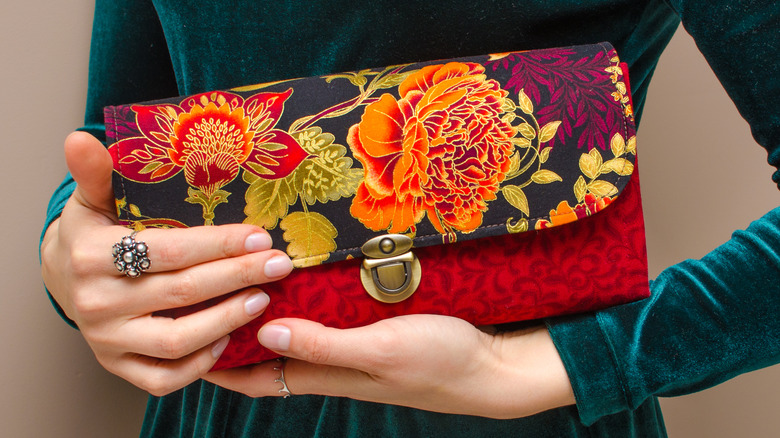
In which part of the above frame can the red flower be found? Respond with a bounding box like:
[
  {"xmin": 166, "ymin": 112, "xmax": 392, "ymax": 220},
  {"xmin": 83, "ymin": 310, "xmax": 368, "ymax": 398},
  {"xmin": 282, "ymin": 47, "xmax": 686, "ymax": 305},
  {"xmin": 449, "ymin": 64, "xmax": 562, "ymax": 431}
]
[
  {"xmin": 348, "ymin": 62, "xmax": 515, "ymax": 234},
  {"xmin": 110, "ymin": 90, "xmax": 308, "ymax": 196}
]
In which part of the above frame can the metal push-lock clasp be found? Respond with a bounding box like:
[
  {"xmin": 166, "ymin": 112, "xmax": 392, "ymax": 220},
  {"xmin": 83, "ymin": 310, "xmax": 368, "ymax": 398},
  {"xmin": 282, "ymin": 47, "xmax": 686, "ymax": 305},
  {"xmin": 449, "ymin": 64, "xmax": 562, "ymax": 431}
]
[{"xmin": 360, "ymin": 234, "xmax": 421, "ymax": 303}]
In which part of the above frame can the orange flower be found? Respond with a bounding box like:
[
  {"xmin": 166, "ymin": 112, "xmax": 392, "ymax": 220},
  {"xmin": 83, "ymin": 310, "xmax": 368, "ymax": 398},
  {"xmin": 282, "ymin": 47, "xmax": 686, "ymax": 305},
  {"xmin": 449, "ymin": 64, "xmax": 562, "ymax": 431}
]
[
  {"xmin": 348, "ymin": 62, "xmax": 515, "ymax": 233},
  {"xmin": 536, "ymin": 194, "xmax": 614, "ymax": 229},
  {"xmin": 544, "ymin": 201, "xmax": 580, "ymax": 228}
]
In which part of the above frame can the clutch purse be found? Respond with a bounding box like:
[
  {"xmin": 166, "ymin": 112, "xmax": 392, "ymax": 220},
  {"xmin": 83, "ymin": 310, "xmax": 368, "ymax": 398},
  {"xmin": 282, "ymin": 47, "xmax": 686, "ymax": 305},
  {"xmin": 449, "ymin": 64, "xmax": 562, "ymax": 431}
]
[{"xmin": 107, "ymin": 42, "xmax": 649, "ymax": 370}]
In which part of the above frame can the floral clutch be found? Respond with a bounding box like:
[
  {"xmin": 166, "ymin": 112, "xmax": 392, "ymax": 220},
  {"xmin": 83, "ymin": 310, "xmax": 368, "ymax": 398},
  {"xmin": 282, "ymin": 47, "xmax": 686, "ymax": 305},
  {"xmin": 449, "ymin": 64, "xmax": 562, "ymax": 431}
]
[{"xmin": 107, "ymin": 42, "xmax": 649, "ymax": 370}]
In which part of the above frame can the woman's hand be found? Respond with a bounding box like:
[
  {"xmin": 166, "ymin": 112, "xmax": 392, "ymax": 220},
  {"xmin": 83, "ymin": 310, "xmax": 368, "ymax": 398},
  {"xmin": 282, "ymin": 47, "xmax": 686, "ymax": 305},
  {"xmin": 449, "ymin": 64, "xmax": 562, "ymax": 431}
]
[
  {"xmin": 40, "ymin": 132, "xmax": 294, "ymax": 396},
  {"xmin": 205, "ymin": 315, "xmax": 576, "ymax": 419}
]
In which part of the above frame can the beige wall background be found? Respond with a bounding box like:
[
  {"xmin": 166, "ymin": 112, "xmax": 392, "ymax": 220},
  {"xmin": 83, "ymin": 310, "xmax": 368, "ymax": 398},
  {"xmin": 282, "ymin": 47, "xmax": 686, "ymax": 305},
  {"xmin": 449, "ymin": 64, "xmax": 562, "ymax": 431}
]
[{"xmin": 1, "ymin": 2, "xmax": 778, "ymax": 437}]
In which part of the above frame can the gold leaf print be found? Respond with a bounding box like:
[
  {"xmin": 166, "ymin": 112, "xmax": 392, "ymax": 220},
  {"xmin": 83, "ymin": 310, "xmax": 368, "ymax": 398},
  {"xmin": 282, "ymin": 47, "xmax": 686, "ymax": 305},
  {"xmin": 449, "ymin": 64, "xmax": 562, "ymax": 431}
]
[
  {"xmin": 128, "ymin": 204, "xmax": 142, "ymax": 218},
  {"xmin": 589, "ymin": 148, "xmax": 604, "ymax": 171},
  {"xmin": 292, "ymin": 128, "xmax": 362, "ymax": 205},
  {"xmin": 517, "ymin": 89, "xmax": 534, "ymax": 115},
  {"xmin": 587, "ymin": 180, "xmax": 619, "ymax": 197},
  {"xmin": 323, "ymin": 70, "xmax": 370, "ymax": 87},
  {"xmin": 539, "ymin": 147, "xmax": 552, "ymax": 164},
  {"xmin": 374, "ymin": 71, "xmax": 413, "ymax": 89},
  {"xmin": 538, "ymin": 121, "xmax": 562, "ymax": 143},
  {"xmin": 601, "ymin": 158, "xmax": 634, "ymax": 176},
  {"xmin": 506, "ymin": 152, "xmax": 522, "ymax": 177},
  {"xmin": 518, "ymin": 123, "xmax": 536, "ymax": 140},
  {"xmin": 574, "ymin": 175, "xmax": 587, "ymax": 203},
  {"xmin": 502, "ymin": 185, "xmax": 530, "ymax": 216},
  {"xmin": 243, "ymin": 167, "xmax": 298, "ymax": 230},
  {"xmin": 280, "ymin": 211, "xmax": 337, "ymax": 267},
  {"xmin": 501, "ymin": 97, "xmax": 517, "ymax": 113},
  {"xmin": 579, "ymin": 153, "xmax": 599, "ymax": 179},
  {"xmin": 626, "ymin": 135, "xmax": 637, "ymax": 155},
  {"xmin": 531, "ymin": 169, "xmax": 563, "ymax": 184},
  {"xmin": 511, "ymin": 137, "xmax": 532, "ymax": 148},
  {"xmin": 610, "ymin": 132, "xmax": 626, "ymax": 157}
]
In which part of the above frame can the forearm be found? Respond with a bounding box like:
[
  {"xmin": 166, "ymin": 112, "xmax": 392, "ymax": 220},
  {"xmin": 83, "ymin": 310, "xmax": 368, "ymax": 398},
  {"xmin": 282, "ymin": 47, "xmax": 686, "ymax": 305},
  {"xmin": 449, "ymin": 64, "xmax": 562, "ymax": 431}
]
[
  {"xmin": 548, "ymin": 205, "xmax": 780, "ymax": 425},
  {"xmin": 546, "ymin": 0, "xmax": 780, "ymax": 425}
]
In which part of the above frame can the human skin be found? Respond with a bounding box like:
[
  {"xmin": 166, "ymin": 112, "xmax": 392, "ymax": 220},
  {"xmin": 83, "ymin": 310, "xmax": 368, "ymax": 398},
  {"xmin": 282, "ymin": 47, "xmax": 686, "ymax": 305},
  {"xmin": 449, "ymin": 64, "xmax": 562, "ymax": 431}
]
[
  {"xmin": 42, "ymin": 131, "xmax": 575, "ymax": 416},
  {"xmin": 41, "ymin": 132, "xmax": 292, "ymax": 396}
]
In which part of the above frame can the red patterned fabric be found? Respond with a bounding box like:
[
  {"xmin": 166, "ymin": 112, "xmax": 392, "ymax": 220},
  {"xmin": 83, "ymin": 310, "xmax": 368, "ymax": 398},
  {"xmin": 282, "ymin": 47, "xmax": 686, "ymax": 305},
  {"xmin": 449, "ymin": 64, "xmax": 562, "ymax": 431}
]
[{"xmin": 163, "ymin": 164, "xmax": 648, "ymax": 370}]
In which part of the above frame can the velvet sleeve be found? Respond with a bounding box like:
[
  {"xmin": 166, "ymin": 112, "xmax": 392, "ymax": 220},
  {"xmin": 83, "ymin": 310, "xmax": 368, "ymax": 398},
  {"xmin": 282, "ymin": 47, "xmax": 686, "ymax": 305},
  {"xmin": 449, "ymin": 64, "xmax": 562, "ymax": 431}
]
[
  {"xmin": 41, "ymin": 0, "xmax": 178, "ymax": 327},
  {"xmin": 546, "ymin": 0, "xmax": 780, "ymax": 426}
]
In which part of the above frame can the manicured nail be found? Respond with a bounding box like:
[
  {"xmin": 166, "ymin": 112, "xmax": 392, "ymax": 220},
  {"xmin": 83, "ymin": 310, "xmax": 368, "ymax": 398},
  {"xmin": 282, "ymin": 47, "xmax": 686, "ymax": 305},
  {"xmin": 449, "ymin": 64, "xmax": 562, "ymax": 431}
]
[
  {"xmin": 244, "ymin": 291, "xmax": 270, "ymax": 316},
  {"xmin": 245, "ymin": 233, "xmax": 273, "ymax": 252},
  {"xmin": 258, "ymin": 325, "xmax": 291, "ymax": 351},
  {"xmin": 211, "ymin": 336, "xmax": 230, "ymax": 359},
  {"xmin": 264, "ymin": 255, "xmax": 293, "ymax": 278}
]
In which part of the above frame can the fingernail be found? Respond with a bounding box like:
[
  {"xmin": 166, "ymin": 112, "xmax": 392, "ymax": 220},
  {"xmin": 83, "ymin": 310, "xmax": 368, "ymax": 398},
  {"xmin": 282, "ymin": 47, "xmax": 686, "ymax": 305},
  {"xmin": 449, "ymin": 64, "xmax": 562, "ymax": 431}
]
[
  {"xmin": 258, "ymin": 325, "xmax": 291, "ymax": 351},
  {"xmin": 264, "ymin": 255, "xmax": 293, "ymax": 278},
  {"xmin": 244, "ymin": 291, "xmax": 270, "ymax": 316},
  {"xmin": 245, "ymin": 233, "xmax": 272, "ymax": 252},
  {"xmin": 211, "ymin": 336, "xmax": 230, "ymax": 359}
]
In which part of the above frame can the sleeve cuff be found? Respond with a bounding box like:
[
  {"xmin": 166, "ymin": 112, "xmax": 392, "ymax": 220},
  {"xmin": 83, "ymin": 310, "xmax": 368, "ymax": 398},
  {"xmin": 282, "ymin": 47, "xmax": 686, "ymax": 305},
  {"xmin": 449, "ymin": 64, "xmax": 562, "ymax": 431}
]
[
  {"xmin": 545, "ymin": 312, "xmax": 630, "ymax": 426},
  {"xmin": 40, "ymin": 173, "xmax": 79, "ymax": 330}
]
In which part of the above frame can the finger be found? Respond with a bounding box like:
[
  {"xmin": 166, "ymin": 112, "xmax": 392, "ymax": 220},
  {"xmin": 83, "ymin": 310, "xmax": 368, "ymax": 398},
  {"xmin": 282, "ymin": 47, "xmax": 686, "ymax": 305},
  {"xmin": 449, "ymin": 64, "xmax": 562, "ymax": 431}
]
[
  {"xmin": 63, "ymin": 219, "xmax": 275, "ymax": 284},
  {"xmin": 98, "ymin": 224, "xmax": 274, "ymax": 276},
  {"xmin": 55, "ymin": 223, "xmax": 274, "ymax": 283},
  {"xmin": 121, "ymin": 249, "xmax": 292, "ymax": 315},
  {"xmin": 256, "ymin": 318, "xmax": 387, "ymax": 371},
  {"xmin": 256, "ymin": 316, "xmax": 484, "ymax": 376},
  {"xmin": 115, "ymin": 288, "xmax": 270, "ymax": 359},
  {"xmin": 204, "ymin": 360, "xmax": 283, "ymax": 397},
  {"xmin": 65, "ymin": 131, "xmax": 116, "ymax": 220},
  {"xmin": 205, "ymin": 358, "xmax": 375, "ymax": 399},
  {"xmin": 109, "ymin": 335, "xmax": 232, "ymax": 397},
  {"xmin": 207, "ymin": 318, "xmax": 391, "ymax": 398}
]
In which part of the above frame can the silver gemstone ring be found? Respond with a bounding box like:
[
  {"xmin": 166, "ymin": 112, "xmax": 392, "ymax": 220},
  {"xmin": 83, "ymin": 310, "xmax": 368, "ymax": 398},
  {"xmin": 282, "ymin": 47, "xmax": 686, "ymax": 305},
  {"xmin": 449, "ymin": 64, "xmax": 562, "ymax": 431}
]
[{"xmin": 112, "ymin": 231, "xmax": 151, "ymax": 278}]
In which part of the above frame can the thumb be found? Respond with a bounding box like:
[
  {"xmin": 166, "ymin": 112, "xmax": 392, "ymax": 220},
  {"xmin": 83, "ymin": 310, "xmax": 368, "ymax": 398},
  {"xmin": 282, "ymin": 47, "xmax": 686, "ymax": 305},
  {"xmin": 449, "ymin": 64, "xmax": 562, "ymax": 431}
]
[
  {"xmin": 258, "ymin": 319, "xmax": 375, "ymax": 369},
  {"xmin": 64, "ymin": 131, "xmax": 116, "ymax": 218}
]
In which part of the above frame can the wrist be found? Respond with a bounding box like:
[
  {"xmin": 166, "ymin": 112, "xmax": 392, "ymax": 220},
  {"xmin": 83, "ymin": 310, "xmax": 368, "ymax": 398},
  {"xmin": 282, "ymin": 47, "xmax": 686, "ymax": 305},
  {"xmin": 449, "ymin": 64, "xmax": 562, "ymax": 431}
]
[{"xmin": 485, "ymin": 326, "xmax": 575, "ymax": 419}]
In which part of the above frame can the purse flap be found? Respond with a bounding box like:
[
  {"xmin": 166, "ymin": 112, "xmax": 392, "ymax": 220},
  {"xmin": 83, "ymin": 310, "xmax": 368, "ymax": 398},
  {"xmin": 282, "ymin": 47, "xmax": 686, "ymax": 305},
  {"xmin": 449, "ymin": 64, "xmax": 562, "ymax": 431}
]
[{"xmin": 106, "ymin": 42, "xmax": 637, "ymax": 268}]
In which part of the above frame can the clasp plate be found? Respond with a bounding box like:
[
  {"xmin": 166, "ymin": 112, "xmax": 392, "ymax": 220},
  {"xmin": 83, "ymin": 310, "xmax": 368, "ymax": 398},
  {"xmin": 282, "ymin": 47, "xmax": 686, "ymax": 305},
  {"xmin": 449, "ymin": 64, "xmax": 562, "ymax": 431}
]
[{"xmin": 360, "ymin": 234, "xmax": 421, "ymax": 303}]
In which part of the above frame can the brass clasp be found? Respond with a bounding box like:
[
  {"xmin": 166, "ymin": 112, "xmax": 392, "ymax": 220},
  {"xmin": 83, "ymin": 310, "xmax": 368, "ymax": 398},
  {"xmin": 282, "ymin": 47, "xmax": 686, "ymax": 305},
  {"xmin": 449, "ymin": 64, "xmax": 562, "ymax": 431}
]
[{"xmin": 360, "ymin": 234, "xmax": 421, "ymax": 303}]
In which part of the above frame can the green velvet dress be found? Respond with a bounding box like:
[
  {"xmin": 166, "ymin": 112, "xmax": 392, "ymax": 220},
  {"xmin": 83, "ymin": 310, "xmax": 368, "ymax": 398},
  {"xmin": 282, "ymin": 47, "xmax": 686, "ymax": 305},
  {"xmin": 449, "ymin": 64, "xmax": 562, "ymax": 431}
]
[{"xmin": 43, "ymin": 0, "xmax": 780, "ymax": 436}]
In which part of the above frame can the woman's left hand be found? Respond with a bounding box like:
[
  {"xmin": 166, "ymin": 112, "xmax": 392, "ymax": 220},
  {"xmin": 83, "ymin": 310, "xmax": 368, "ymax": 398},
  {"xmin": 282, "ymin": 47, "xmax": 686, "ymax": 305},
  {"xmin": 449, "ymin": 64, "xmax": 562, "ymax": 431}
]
[{"xmin": 204, "ymin": 315, "xmax": 575, "ymax": 419}]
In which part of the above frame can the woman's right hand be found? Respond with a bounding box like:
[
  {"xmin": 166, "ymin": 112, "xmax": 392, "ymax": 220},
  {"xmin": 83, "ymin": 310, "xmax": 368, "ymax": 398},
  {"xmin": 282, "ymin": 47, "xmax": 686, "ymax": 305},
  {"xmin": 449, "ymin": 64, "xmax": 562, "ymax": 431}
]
[{"xmin": 40, "ymin": 132, "xmax": 293, "ymax": 396}]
